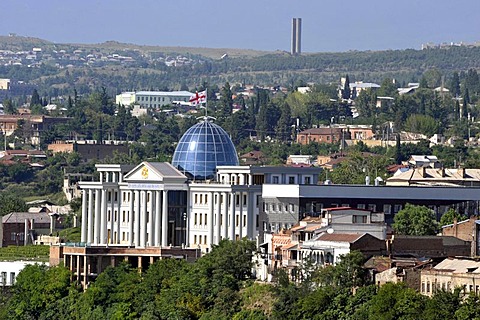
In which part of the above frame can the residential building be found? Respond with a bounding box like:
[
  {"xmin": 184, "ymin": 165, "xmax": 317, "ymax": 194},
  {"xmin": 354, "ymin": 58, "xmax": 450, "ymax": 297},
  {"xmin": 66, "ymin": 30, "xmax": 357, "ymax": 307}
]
[
  {"xmin": 0, "ymin": 261, "xmax": 45, "ymax": 286},
  {"xmin": 408, "ymin": 155, "xmax": 441, "ymax": 168},
  {"xmin": 420, "ymin": 258, "xmax": 480, "ymax": 297},
  {"xmin": 296, "ymin": 127, "xmax": 345, "ymax": 145},
  {"xmin": 442, "ymin": 217, "xmax": 480, "ymax": 256},
  {"xmin": 115, "ymin": 91, "xmax": 193, "ymax": 108},
  {"xmin": 0, "ymin": 115, "xmax": 70, "ymax": 145},
  {"xmin": 2, "ymin": 211, "xmax": 60, "ymax": 247},
  {"xmin": 48, "ymin": 141, "xmax": 129, "ymax": 162}
]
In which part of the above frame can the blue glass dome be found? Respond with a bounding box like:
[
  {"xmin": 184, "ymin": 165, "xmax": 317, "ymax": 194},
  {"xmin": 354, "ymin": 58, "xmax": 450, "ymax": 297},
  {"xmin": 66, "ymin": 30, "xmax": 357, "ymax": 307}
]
[{"xmin": 172, "ymin": 118, "xmax": 239, "ymax": 180}]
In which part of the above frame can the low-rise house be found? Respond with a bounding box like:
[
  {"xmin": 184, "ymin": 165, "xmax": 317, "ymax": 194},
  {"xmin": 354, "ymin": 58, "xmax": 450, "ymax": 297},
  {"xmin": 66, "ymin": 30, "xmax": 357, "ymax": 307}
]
[
  {"xmin": 420, "ymin": 258, "xmax": 480, "ymax": 297},
  {"xmin": 0, "ymin": 261, "xmax": 45, "ymax": 286},
  {"xmin": 239, "ymin": 151, "xmax": 266, "ymax": 165},
  {"xmin": 442, "ymin": 217, "xmax": 479, "ymax": 256},
  {"xmin": 408, "ymin": 155, "xmax": 441, "ymax": 168},
  {"xmin": 296, "ymin": 127, "xmax": 345, "ymax": 145},
  {"xmin": 48, "ymin": 140, "xmax": 128, "ymax": 162},
  {"xmin": 1, "ymin": 212, "xmax": 62, "ymax": 247}
]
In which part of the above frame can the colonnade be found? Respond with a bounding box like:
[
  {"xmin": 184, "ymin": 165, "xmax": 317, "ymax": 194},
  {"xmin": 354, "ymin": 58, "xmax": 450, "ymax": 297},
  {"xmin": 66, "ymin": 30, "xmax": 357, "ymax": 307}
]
[
  {"xmin": 193, "ymin": 190, "xmax": 257, "ymax": 247},
  {"xmin": 80, "ymin": 188, "xmax": 170, "ymax": 247}
]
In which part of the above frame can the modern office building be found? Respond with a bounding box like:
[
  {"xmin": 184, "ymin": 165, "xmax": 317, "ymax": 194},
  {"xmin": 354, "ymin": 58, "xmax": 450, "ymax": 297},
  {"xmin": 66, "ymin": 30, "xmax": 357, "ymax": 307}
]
[
  {"xmin": 291, "ymin": 18, "xmax": 302, "ymax": 55},
  {"xmin": 115, "ymin": 91, "xmax": 193, "ymax": 108}
]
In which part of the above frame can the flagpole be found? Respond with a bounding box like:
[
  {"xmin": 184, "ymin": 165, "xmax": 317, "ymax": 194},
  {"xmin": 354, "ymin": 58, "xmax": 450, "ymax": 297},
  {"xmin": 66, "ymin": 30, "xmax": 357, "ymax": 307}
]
[{"xmin": 205, "ymin": 88, "xmax": 208, "ymax": 118}]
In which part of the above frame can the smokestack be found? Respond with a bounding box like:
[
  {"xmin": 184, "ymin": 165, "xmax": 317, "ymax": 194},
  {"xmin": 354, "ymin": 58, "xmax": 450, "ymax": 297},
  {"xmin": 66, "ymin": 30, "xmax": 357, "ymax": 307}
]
[{"xmin": 291, "ymin": 18, "xmax": 302, "ymax": 55}]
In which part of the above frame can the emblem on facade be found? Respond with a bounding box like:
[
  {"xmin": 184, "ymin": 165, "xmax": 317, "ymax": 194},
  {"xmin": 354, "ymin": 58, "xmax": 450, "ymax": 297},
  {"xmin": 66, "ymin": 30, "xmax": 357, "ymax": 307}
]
[{"xmin": 141, "ymin": 167, "xmax": 149, "ymax": 179}]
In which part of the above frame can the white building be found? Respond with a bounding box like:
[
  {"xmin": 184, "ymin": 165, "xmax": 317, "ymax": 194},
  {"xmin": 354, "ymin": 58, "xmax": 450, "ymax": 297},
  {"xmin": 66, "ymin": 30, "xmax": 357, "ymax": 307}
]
[
  {"xmin": 115, "ymin": 91, "xmax": 193, "ymax": 108},
  {"xmin": 0, "ymin": 261, "xmax": 47, "ymax": 286}
]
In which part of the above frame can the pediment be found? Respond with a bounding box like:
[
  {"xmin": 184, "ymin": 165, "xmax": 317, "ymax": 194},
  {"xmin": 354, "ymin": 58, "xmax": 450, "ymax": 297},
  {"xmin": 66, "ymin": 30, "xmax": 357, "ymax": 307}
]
[{"xmin": 124, "ymin": 162, "xmax": 164, "ymax": 182}]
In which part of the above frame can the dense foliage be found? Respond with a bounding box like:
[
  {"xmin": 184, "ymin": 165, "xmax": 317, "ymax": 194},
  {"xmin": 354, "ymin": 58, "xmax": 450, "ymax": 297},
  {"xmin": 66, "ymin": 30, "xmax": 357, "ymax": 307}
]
[{"xmin": 2, "ymin": 244, "xmax": 480, "ymax": 319}]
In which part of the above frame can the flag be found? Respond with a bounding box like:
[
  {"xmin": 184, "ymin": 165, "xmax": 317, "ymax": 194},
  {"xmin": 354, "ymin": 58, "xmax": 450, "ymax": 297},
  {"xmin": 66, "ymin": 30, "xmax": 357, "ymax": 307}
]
[{"xmin": 189, "ymin": 90, "xmax": 207, "ymax": 106}]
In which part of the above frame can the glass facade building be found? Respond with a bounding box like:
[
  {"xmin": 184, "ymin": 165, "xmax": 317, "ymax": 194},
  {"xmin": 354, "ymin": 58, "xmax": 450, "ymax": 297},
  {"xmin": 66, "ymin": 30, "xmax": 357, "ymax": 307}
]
[{"xmin": 172, "ymin": 119, "xmax": 239, "ymax": 180}]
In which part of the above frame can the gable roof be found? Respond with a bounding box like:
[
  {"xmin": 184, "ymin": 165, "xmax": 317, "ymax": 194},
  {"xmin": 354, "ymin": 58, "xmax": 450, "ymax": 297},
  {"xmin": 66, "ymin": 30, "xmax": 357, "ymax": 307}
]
[
  {"xmin": 124, "ymin": 161, "xmax": 187, "ymax": 180},
  {"xmin": 2, "ymin": 212, "xmax": 51, "ymax": 224},
  {"xmin": 316, "ymin": 233, "xmax": 365, "ymax": 243}
]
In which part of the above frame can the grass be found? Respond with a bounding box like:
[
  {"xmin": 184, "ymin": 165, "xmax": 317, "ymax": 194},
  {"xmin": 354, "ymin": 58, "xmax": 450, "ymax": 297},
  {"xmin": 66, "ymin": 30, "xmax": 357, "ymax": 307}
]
[
  {"xmin": 58, "ymin": 227, "xmax": 81, "ymax": 243},
  {"xmin": 0, "ymin": 245, "xmax": 50, "ymax": 262}
]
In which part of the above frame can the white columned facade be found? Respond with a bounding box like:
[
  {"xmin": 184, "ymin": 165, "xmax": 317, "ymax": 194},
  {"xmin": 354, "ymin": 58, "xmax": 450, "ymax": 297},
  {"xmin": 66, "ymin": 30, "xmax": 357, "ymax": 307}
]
[
  {"xmin": 140, "ymin": 191, "xmax": 147, "ymax": 247},
  {"xmin": 148, "ymin": 191, "xmax": 155, "ymax": 246},
  {"xmin": 93, "ymin": 189, "xmax": 100, "ymax": 245},
  {"xmin": 247, "ymin": 191, "xmax": 254, "ymax": 238},
  {"xmin": 87, "ymin": 189, "xmax": 94, "ymax": 243},
  {"xmin": 208, "ymin": 192, "xmax": 214, "ymax": 246},
  {"xmin": 239, "ymin": 191, "xmax": 244, "ymax": 239},
  {"xmin": 134, "ymin": 190, "xmax": 140, "ymax": 246},
  {"xmin": 116, "ymin": 190, "xmax": 122, "ymax": 244},
  {"xmin": 81, "ymin": 190, "xmax": 87, "ymax": 242},
  {"xmin": 154, "ymin": 190, "xmax": 161, "ymax": 247},
  {"xmin": 216, "ymin": 192, "xmax": 222, "ymax": 244},
  {"xmin": 230, "ymin": 192, "xmax": 236, "ymax": 240},
  {"xmin": 128, "ymin": 191, "xmax": 134, "ymax": 246},
  {"xmin": 161, "ymin": 190, "xmax": 168, "ymax": 247},
  {"xmin": 100, "ymin": 188, "xmax": 107, "ymax": 245},
  {"xmin": 109, "ymin": 190, "xmax": 115, "ymax": 244},
  {"xmin": 222, "ymin": 192, "xmax": 228, "ymax": 239}
]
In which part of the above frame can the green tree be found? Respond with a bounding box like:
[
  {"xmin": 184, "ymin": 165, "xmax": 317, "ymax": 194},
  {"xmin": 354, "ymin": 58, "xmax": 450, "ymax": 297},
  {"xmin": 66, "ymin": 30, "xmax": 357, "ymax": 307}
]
[
  {"xmin": 6, "ymin": 265, "xmax": 72, "ymax": 320},
  {"xmin": 30, "ymin": 89, "xmax": 42, "ymax": 106},
  {"xmin": 342, "ymin": 74, "xmax": 351, "ymax": 100},
  {"xmin": 439, "ymin": 208, "xmax": 465, "ymax": 227},
  {"xmin": 393, "ymin": 203, "xmax": 439, "ymax": 235},
  {"xmin": 0, "ymin": 193, "xmax": 28, "ymax": 216}
]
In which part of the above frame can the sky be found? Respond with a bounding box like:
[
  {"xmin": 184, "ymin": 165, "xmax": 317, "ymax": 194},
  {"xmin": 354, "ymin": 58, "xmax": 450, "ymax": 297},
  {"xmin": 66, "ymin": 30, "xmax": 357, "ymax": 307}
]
[{"xmin": 1, "ymin": 0, "xmax": 479, "ymax": 53}]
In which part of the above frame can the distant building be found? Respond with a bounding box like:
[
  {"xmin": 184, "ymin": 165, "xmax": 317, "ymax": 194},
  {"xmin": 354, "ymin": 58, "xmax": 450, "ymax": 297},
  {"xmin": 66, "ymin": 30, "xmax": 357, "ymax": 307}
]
[
  {"xmin": 0, "ymin": 115, "xmax": 70, "ymax": 145},
  {"xmin": 291, "ymin": 18, "xmax": 302, "ymax": 56},
  {"xmin": 115, "ymin": 91, "xmax": 193, "ymax": 108},
  {"xmin": 0, "ymin": 79, "xmax": 10, "ymax": 90},
  {"xmin": 296, "ymin": 127, "xmax": 345, "ymax": 145},
  {"xmin": 0, "ymin": 261, "xmax": 45, "ymax": 286},
  {"xmin": 48, "ymin": 141, "xmax": 129, "ymax": 162},
  {"xmin": 386, "ymin": 167, "xmax": 480, "ymax": 187}
]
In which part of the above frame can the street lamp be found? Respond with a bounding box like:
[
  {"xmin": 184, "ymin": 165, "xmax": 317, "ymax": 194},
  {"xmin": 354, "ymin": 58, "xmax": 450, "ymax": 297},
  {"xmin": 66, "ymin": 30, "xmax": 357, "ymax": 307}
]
[{"xmin": 182, "ymin": 212, "xmax": 187, "ymax": 248}]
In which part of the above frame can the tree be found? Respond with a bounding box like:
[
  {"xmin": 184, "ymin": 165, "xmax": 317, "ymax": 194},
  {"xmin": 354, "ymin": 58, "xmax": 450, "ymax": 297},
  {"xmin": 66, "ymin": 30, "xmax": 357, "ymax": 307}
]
[
  {"xmin": 439, "ymin": 208, "xmax": 464, "ymax": 227},
  {"xmin": 6, "ymin": 265, "xmax": 72, "ymax": 320},
  {"xmin": 393, "ymin": 203, "xmax": 439, "ymax": 235},
  {"xmin": 449, "ymin": 71, "xmax": 461, "ymax": 97},
  {"xmin": 30, "ymin": 89, "xmax": 42, "ymax": 107},
  {"xmin": 342, "ymin": 74, "xmax": 351, "ymax": 100},
  {"xmin": 0, "ymin": 193, "xmax": 28, "ymax": 216}
]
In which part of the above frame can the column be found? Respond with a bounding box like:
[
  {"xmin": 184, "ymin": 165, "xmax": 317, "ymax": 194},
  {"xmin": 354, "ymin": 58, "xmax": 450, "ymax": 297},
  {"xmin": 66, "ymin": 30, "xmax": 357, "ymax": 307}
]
[
  {"xmin": 134, "ymin": 190, "xmax": 140, "ymax": 246},
  {"xmin": 83, "ymin": 256, "xmax": 88, "ymax": 289},
  {"xmin": 109, "ymin": 190, "xmax": 115, "ymax": 244},
  {"xmin": 129, "ymin": 190, "xmax": 134, "ymax": 246},
  {"xmin": 154, "ymin": 190, "xmax": 161, "ymax": 246},
  {"xmin": 161, "ymin": 190, "xmax": 168, "ymax": 247},
  {"xmin": 100, "ymin": 188, "xmax": 107, "ymax": 245},
  {"xmin": 148, "ymin": 191, "xmax": 154, "ymax": 246},
  {"xmin": 81, "ymin": 189, "xmax": 87, "ymax": 242},
  {"xmin": 87, "ymin": 189, "xmax": 94, "ymax": 243},
  {"xmin": 230, "ymin": 192, "xmax": 236, "ymax": 240},
  {"xmin": 93, "ymin": 189, "xmax": 100, "ymax": 245},
  {"xmin": 239, "ymin": 192, "xmax": 244, "ymax": 239},
  {"xmin": 247, "ymin": 192, "xmax": 255, "ymax": 238},
  {"xmin": 116, "ymin": 190, "xmax": 122, "ymax": 244},
  {"xmin": 140, "ymin": 191, "xmax": 147, "ymax": 247},
  {"xmin": 216, "ymin": 192, "xmax": 221, "ymax": 244},
  {"xmin": 208, "ymin": 192, "xmax": 214, "ymax": 246},
  {"xmin": 222, "ymin": 192, "xmax": 228, "ymax": 239}
]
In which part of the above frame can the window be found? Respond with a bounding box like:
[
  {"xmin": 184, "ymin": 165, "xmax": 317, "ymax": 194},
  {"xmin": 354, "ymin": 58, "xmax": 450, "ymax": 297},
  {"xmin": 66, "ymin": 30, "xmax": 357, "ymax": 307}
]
[
  {"xmin": 357, "ymin": 204, "xmax": 365, "ymax": 209},
  {"xmin": 368, "ymin": 204, "xmax": 376, "ymax": 212},
  {"xmin": 394, "ymin": 204, "xmax": 402, "ymax": 213},
  {"xmin": 256, "ymin": 195, "xmax": 260, "ymax": 208},
  {"xmin": 10, "ymin": 272, "xmax": 15, "ymax": 285},
  {"xmin": 383, "ymin": 204, "xmax": 392, "ymax": 215},
  {"xmin": 199, "ymin": 214, "xmax": 202, "ymax": 225},
  {"xmin": 243, "ymin": 194, "xmax": 247, "ymax": 206},
  {"xmin": 205, "ymin": 194, "xmax": 208, "ymax": 204},
  {"xmin": 243, "ymin": 215, "xmax": 246, "ymax": 227},
  {"xmin": 288, "ymin": 176, "xmax": 295, "ymax": 184},
  {"xmin": 194, "ymin": 213, "xmax": 198, "ymax": 225},
  {"xmin": 204, "ymin": 235, "xmax": 207, "ymax": 244},
  {"xmin": 353, "ymin": 215, "xmax": 367, "ymax": 224},
  {"xmin": 236, "ymin": 215, "xmax": 239, "ymax": 227},
  {"xmin": 236, "ymin": 195, "xmax": 240, "ymax": 206},
  {"xmin": 204, "ymin": 214, "xmax": 207, "ymax": 226},
  {"xmin": 194, "ymin": 235, "xmax": 197, "ymax": 244},
  {"xmin": 195, "ymin": 194, "xmax": 198, "ymax": 204},
  {"xmin": 272, "ymin": 176, "xmax": 279, "ymax": 184},
  {"xmin": 122, "ymin": 211, "xmax": 126, "ymax": 222},
  {"xmin": 304, "ymin": 176, "xmax": 311, "ymax": 184},
  {"xmin": 200, "ymin": 194, "xmax": 203, "ymax": 204}
]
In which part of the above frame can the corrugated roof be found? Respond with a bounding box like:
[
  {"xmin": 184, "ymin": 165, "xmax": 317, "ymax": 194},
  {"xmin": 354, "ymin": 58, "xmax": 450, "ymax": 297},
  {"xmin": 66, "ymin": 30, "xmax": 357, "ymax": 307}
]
[{"xmin": 433, "ymin": 258, "xmax": 480, "ymax": 273}]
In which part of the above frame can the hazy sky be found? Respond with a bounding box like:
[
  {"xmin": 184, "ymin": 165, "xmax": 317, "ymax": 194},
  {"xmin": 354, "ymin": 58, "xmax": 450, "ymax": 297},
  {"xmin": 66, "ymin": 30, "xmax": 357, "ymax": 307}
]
[{"xmin": 1, "ymin": 0, "xmax": 479, "ymax": 52}]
